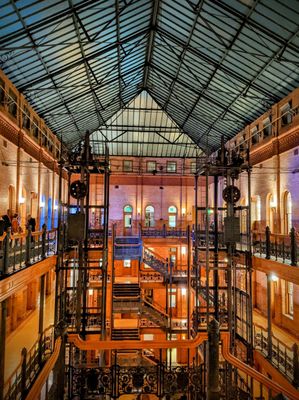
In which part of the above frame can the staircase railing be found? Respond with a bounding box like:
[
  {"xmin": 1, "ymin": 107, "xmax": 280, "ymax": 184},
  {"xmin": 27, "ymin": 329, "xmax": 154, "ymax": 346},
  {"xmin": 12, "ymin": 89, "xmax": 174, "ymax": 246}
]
[
  {"xmin": 143, "ymin": 247, "xmax": 169, "ymax": 277},
  {"xmin": 253, "ymin": 323, "xmax": 298, "ymax": 385},
  {"xmin": 4, "ymin": 325, "xmax": 55, "ymax": 400}
]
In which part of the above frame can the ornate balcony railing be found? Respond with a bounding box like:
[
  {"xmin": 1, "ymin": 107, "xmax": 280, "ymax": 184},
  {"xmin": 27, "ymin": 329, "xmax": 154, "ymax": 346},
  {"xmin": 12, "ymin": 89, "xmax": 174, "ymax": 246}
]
[
  {"xmin": 253, "ymin": 323, "xmax": 299, "ymax": 386},
  {"xmin": 4, "ymin": 326, "xmax": 55, "ymax": 400},
  {"xmin": 252, "ymin": 227, "xmax": 297, "ymax": 266},
  {"xmin": 0, "ymin": 226, "xmax": 57, "ymax": 277}
]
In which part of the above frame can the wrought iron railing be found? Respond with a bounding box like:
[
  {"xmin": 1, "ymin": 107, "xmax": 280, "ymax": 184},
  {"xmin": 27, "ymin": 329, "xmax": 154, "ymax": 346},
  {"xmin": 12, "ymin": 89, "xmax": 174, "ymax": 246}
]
[
  {"xmin": 141, "ymin": 226, "xmax": 187, "ymax": 238},
  {"xmin": 253, "ymin": 323, "xmax": 299, "ymax": 385},
  {"xmin": 252, "ymin": 227, "xmax": 297, "ymax": 266},
  {"xmin": 0, "ymin": 226, "xmax": 57, "ymax": 277},
  {"xmin": 4, "ymin": 326, "xmax": 55, "ymax": 400}
]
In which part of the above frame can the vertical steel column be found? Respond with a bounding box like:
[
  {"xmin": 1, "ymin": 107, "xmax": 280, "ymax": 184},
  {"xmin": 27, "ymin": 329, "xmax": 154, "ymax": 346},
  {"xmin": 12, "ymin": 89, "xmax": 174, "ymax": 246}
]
[
  {"xmin": 101, "ymin": 147, "xmax": 110, "ymax": 340},
  {"xmin": 0, "ymin": 300, "xmax": 7, "ymax": 400},
  {"xmin": 38, "ymin": 274, "xmax": 45, "ymax": 365},
  {"xmin": 247, "ymin": 166, "xmax": 254, "ymax": 365},
  {"xmin": 207, "ymin": 319, "xmax": 220, "ymax": 400},
  {"xmin": 194, "ymin": 173, "xmax": 199, "ymax": 337},
  {"xmin": 187, "ymin": 225, "xmax": 191, "ymax": 341},
  {"xmin": 213, "ymin": 175, "xmax": 219, "ymax": 321},
  {"xmin": 267, "ymin": 274, "xmax": 273, "ymax": 360},
  {"xmin": 54, "ymin": 156, "xmax": 64, "ymax": 326},
  {"xmin": 205, "ymin": 168, "xmax": 210, "ymax": 325},
  {"xmin": 82, "ymin": 133, "xmax": 91, "ymax": 338}
]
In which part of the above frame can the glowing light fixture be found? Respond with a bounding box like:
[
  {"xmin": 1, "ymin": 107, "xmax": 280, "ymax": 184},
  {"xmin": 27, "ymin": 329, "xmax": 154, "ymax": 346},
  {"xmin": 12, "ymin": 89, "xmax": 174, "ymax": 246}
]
[
  {"xmin": 19, "ymin": 196, "xmax": 25, "ymax": 204},
  {"xmin": 271, "ymin": 274, "xmax": 279, "ymax": 282},
  {"xmin": 88, "ymin": 289, "xmax": 93, "ymax": 295},
  {"xmin": 181, "ymin": 246, "xmax": 186, "ymax": 255},
  {"xmin": 181, "ymin": 288, "xmax": 187, "ymax": 296}
]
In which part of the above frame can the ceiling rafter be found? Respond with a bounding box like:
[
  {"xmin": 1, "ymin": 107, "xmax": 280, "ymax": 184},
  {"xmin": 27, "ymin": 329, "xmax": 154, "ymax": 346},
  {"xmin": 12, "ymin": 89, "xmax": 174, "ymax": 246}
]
[
  {"xmin": 18, "ymin": 27, "xmax": 149, "ymax": 91},
  {"xmin": 142, "ymin": 0, "xmax": 161, "ymax": 88},
  {"xmin": 180, "ymin": 0, "xmax": 260, "ymax": 129}
]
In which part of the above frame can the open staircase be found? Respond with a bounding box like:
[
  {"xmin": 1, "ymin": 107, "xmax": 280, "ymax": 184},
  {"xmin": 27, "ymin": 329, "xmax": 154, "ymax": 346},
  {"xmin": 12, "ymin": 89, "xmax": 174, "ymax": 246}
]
[{"xmin": 143, "ymin": 247, "xmax": 169, "ymax": 278}]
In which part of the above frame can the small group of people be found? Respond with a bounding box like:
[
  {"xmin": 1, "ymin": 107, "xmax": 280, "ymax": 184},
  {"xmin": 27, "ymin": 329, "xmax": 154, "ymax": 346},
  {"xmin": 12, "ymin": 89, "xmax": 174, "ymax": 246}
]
[{"xmin": 0, "ymin": 212, "xmax": 36, "ymax": 236}]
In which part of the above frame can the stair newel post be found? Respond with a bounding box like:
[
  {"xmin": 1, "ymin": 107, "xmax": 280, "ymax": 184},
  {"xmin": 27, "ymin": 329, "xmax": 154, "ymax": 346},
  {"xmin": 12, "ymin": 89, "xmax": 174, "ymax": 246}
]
[
  {"xmin": 207, "ymin": 319, "xmax": 220, "ymax": 400},
  {"xmin": 290, "ymin": 227, "xmax": 297, "ymax": 266},
  {"xmin": 265, "ymin": 226, "xmax": 271, "ymax": 260}
]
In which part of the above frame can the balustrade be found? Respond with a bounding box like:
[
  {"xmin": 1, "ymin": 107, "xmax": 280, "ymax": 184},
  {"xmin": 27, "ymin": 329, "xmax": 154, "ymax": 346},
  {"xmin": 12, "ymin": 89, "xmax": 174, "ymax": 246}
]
[
  {"xmin": 0, "ymin": 226, "xmax": 57, "ymax": 277},
  {"xmin": 4, "ymin": 326, "xmax": 54, "ymax": 400}
]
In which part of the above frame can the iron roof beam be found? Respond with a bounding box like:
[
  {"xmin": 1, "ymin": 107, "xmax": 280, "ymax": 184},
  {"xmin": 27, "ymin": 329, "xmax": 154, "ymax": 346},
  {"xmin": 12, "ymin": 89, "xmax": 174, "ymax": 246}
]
[
  {"xmin": 18, "ymin": 27, "xmax": 149, "ymax": 91},
  {"xmin": 158, "ymin": 27, "xmax": 280, "ymax": 103},
  {"xmin": 39, "ymin": 65, "xmax": 143, "ymax": 114},
  {"xmin": 180, "ymin": 0, "xmax": 260, "ymax": 129},
  {"xmin": 9, "ymin": 0, "xmax": 82, "ymax": 137},
  {"xmin": 163, "ymin": 0, "xmax": 204, "ymax": 109},
  {"xmin": 142, "ymin": 0, "xmax": 160, "ymax": 88},
  {"xmin": 0, "ymin": 0, "xmax": 102, "ymax": 46},
  {"xmin": 68, "ymin": 0, "xmax": 105, "ymax": 129}
]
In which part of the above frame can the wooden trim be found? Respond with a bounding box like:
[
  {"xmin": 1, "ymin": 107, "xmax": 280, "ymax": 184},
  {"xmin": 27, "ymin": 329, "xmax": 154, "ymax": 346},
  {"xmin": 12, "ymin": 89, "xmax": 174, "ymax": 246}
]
[
  {"xmin": 68, "ymin": 332, "xmax": 208, "ymax": 350},
  {"xmin": 252, "ymin": 256, "xmax": 299, "ymax": 285},
  {"xmin": 0, "ymin": 256, "xmax": 56, "ymax": 302},
  {"xmin": 25, "ymin": 337, "xmax": 61, "ymax": 400},
  {"xmin": 221, "ymin": 332, "xmax": 299, "ymax": 400}
]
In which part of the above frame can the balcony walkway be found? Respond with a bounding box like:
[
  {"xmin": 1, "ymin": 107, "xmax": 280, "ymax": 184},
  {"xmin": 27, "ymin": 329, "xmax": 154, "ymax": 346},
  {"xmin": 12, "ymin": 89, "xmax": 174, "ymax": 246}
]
[{"xmin": 4, "ymin": 291, "xmax": 55, "ymax": 381}]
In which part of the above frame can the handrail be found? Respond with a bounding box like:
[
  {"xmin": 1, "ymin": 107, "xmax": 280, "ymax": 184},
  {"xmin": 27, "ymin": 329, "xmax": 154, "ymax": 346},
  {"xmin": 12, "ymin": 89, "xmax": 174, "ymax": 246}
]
[
  {"xmin": 68, "ymin": 331, "xmax": 208, "ymax": 350},
  {"xmin": 221, "ymin": 332, "xmax": 299, "ymax": 400},
  {"xmin": 143, "ymin": 246, "xmax": 167, "ymax": 263},
  {"xmin": 25, "ymin": 337, "xmax": 61, "ymax": 400},
  {"xmin": 143, "ymin": 298, "xmax": 168, "ymax": 317}
]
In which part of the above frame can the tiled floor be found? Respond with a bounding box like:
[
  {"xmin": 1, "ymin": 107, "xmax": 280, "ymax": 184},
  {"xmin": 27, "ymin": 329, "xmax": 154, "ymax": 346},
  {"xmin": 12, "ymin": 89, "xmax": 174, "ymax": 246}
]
[{"xmin": 5, "ymin": 292, "xmax": 55, "ymax": 381}]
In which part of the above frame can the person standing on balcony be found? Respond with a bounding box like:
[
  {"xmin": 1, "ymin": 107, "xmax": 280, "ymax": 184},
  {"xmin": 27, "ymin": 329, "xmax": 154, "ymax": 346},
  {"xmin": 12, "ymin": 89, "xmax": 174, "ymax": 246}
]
[
  {"xmin": 26, "ymin": 214, "xmax": 36, "ymax": 232},
  {"xmin": 11, "ymin": 214, "xmax": 20, "ymax": 234}
]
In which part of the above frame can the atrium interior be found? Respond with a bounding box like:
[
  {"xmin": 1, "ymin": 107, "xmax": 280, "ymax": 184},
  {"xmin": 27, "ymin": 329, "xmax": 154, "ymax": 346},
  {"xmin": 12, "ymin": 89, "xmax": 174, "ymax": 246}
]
[{"xmin": 0, "ymin": 1, "xmax": 299, "ymax": 399}]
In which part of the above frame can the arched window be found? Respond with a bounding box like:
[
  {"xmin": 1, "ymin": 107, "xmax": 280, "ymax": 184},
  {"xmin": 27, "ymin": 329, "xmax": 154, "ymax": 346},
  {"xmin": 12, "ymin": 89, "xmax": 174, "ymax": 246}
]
[
  {"xmin": 282, "ymin": 191, "xmax": 292, "ymax": 234},
  {"xmin": 145, "ymin": 205, "xmax": 155, "ymax": 227},
  {"xmin": 168, "ymin": 205, "xmax": 177, "ymax": 228},
  {"xmin": 123, "ymin": 205, "xmax": 133, "ymax": 228},
  {"xmin": 30, "ymin": 192, "xmax": 38, "ymax": 219},
  {"xmin": 40, "ymin": 195, "xmax": 46, "ymax": 229},
  {"xmin": 19, "ymin": 187, "xmax": 27, "ymax": 228},
  {"xmin": 251, "ymin": 195, "xmax": 261, "ymax": 230},
  {"xmin": 47, "ymin": 198, "xmax": 52, "ymax": 229},
  {"xmin": 266, "ymin": 193, "xmax": 275, "ymax": 232}
]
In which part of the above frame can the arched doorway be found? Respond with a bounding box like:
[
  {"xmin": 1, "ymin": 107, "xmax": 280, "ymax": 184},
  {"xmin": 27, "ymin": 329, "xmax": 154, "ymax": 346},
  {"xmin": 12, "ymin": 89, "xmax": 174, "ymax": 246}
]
[
  {"xmin": 266, "ymin": 193, "xmax": 275, "ymax": 232},
  {"xmin": 282, "ymin": 191, "xmax": 292, "ymax": 234},
  {"xmin": 168, "ymin": 205, "xmax": 177, "ymax": 228},
  {"xmin": 251, "ymin": 195, "xmax": 261, "ymax": 231},
  {"xmin": 123, "ymin": 205, "xmax": 133, "ymax": 231},
  {"xmin": 145, "ymin": 205, "xmax": 155, "ymax": 227}
]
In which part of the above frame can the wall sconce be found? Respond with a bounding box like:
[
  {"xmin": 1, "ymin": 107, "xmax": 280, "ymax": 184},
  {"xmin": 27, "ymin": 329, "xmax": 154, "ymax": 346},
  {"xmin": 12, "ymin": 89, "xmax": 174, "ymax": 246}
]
[
  {"xmin": 271, "ymin": 274, "xmax": 279, "ymax": 282},
  {"xmin": 88, "ymin": 289, "xmax": 94, "ymax": 296},
  {"xmin": 137, "ymin": 208, "xmax": 141, "ymax": 215},
  {"xmin": 181, "ymin": 287, "xmax": 187, "ymax": 296},
  {"xmin": 181, "ymin": 246, "xmax": 186, "ymax": 255},
  {"xmin": 40, "ymin": 201, "xmax": 45, "ymax": 208},
  {"xmin": 19, "ymin": 196, "xmax": 25, "ymax": 204},
  {"xmin": 181, "ymin": 207, "xmax": 186, "ymax": 216}
]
